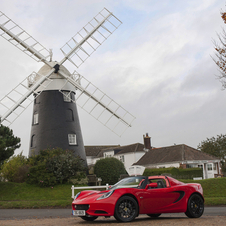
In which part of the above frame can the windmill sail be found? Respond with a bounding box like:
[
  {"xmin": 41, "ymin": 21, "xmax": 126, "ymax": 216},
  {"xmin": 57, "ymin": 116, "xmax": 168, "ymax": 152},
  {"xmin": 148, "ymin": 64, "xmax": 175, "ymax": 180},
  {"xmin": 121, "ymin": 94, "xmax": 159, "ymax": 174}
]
[
  {"xmin": 0, "ymin": 11, "xmax": 50, "ymax": 62},
  {"xmin": 0, "ymin": 72, "xmax": 53, "ymax": 125},
  {"xmin": 60, "ymin": 8, "xmax": 122, "ymax": 67},
  {"xmin": 58, "ymin": 71, "xmax": 135, "ymax": 136}
]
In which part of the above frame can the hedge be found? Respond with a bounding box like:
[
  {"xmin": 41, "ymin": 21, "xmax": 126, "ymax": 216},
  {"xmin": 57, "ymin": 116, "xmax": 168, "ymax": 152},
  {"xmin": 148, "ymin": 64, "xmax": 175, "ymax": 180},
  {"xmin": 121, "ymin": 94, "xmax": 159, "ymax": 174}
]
[{"xmin": 143, "ymin": 167, "xmax": 203, "ymax": 179}]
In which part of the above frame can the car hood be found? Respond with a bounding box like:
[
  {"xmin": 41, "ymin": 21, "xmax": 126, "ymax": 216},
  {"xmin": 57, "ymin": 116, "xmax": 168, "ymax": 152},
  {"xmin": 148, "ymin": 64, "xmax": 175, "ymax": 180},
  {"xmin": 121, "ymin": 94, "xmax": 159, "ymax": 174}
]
[{"xmin": 73, "ymin": 190, "xmax": 111, "ymax": 203}]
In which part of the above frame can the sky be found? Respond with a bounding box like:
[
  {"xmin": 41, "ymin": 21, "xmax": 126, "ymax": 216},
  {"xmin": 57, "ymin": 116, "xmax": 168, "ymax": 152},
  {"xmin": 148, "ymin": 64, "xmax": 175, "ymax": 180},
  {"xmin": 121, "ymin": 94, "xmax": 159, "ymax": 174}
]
[{"xmin": 0, "ymin": 0, "xmax": 226, "ymax": 157}]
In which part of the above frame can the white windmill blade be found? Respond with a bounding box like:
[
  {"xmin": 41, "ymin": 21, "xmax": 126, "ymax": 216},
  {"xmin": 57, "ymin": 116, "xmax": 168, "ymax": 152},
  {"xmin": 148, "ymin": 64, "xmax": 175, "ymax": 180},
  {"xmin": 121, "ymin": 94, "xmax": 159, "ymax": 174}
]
[
  {"xmin": 60, "ymin": 8, "xmax": 122, "ymax": 68},
  {"xmin": 0, "ymin": 11, "xmax": 50, "ymax": 62},
  {"xmin": 0, "ymin": 72, "xmax": 53, "ymax": 126},
  {"xmin": 58, "ymin": 70, "xmax": 135, "ymax": 136}
]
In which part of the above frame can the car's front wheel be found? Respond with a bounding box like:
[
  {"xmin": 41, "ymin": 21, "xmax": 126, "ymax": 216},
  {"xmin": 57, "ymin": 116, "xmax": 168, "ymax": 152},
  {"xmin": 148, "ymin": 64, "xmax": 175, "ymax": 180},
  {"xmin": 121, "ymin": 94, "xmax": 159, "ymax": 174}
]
[
  {"xmin": 185, "ymin": 194, "xmax": 204, "ymax": 218},
  {"xmin": 80, "ymin": 216, "xmax": 98, "ymax": 221},
  {"xmin": 114, "ymin": 196, "xmax": 138, "ymax": 222}
]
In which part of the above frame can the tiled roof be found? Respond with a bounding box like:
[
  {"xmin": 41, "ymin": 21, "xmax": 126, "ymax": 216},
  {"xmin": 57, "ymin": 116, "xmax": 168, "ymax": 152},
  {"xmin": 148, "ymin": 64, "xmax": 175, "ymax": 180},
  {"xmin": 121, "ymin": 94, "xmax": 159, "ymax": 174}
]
[
  {"xmin": 134, "ymin": 144, "xmax": 220, "ymax": 166},
  {"xmin": 114, "ymin": 143, "xmax": 145, "ymax": 155},
  {"xmin": 85, "ymin": 143, "xmax": 145, "ymax": 157}
]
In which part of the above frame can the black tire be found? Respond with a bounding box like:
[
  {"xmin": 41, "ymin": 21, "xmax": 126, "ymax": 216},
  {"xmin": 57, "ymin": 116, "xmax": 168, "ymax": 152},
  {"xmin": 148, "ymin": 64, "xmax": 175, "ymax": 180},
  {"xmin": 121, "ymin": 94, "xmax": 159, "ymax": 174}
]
[
  {"xmin": 114, "ymin": 196, "xmax": 138, "ymax": 222},
  {"xmin": 147, "ymin": 213, "xmax": 161, "ymax": 218},
  {"xmin": 80, "ymin": 216, "xmax": 98, "ymax": 221},
  {"xmin": 185, "ymin": 194, "xmax": 204, "ymax": 218}
]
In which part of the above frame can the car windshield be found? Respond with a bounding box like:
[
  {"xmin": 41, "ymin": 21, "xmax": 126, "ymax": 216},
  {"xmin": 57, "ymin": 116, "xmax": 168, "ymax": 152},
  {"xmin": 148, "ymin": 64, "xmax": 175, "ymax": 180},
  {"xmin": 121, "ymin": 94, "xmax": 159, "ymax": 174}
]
[{"xmin": 110, "ymin": 176, "xmax": 147, "ymax": 190}]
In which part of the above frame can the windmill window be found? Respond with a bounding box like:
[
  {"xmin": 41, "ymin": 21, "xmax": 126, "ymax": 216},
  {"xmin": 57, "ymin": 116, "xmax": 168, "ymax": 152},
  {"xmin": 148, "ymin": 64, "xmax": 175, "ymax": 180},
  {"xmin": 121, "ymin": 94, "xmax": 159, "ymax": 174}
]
[
  {"xmin": 66, "ymin": 109, "xmax": 74, "ymax": 121},
  {"xmin": 31, "ymin": 135, "xmax": 35, "ymax": 147},
  {"xmin": 68, "ymin": 134, "xmax": 77, "ymax": 145},
  {"xmin": 62, "ymin": 91, "xmax": 71, "ymax": 102},
  {"xmin": 33, "ymin": 113, "xmax": 38, "ymax": 124}
]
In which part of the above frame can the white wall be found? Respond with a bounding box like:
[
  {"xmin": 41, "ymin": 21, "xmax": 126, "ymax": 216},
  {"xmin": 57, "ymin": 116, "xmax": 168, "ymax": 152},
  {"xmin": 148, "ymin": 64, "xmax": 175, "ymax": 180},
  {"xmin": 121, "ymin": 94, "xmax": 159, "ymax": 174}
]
[{"xmin": 115, "ymin": 152, "xmax": 146, "ymax": 170}]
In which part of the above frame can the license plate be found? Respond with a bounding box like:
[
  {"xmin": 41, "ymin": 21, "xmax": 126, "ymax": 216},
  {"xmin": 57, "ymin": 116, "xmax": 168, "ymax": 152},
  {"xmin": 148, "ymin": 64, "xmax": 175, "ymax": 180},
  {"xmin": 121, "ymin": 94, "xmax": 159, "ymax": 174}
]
[{"xmin": 73, "ymin": 210, "xmax": 86, "ymax": 216}]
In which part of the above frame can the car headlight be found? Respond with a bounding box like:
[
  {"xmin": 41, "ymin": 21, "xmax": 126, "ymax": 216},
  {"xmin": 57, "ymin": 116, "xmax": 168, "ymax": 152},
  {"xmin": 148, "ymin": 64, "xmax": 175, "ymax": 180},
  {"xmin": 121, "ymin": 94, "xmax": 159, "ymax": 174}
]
[
  {"xmin": 74, "ymin": 192, "xmax": 81, "ymax": 200},
  {"xmin": 96, "ymin": 190, "xmax": 114, "ymax": 200}
]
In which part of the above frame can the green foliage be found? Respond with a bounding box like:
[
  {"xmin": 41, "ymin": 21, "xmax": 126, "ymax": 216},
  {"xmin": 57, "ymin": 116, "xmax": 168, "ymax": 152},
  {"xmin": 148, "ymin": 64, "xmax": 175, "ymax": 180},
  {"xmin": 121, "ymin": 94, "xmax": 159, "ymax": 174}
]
[
  {"xmin": 198, "ymin": 134, "xmax": 226, "ymax": 159},
  {"xmin": 94, "ymin": 157, "xmax": 127, "ymax": 185},
  {"xmin": 69, "ymin": 177, "xmax": 88, "ymax": 185},
  {"xmin": 143, "ymin": 167, "xmax": 172, "ymax": 176},
  {"xmin": 198, "ymin": 134, "xmax": 226, "ymax": 172},
  {"xmin": 27, "ymin": 148, "xmax": 87, "ymax": 187},
  {"xmin": 143, "ymin": 167, "xmax": 203, "ymax": 179},
  {"xmin": 0, "ymin": 124, "xmax": 21, "ymax": 165},
  {"xmin": 26, "ymin": 162, "xmax": 57, "ymax": 187},
  {"xmin": 1, "ymin": 152, "xmax": 28, "ymax": 182}
]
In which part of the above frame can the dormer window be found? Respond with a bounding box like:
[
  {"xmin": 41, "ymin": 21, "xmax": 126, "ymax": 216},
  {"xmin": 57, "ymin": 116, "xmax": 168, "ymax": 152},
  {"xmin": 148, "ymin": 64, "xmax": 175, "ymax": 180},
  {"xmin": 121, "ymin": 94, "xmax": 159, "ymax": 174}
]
[{"xmin": 62, "ymin": 91, "xmax": 71, "ymax": 102}]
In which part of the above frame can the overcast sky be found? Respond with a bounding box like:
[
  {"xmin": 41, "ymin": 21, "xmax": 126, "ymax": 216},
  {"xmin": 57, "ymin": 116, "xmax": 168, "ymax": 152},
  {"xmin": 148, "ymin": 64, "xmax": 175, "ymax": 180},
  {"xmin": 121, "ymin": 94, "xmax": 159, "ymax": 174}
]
[{"xmin": 0, "ymin": 0, "xmax": 226, "ymax": 157}]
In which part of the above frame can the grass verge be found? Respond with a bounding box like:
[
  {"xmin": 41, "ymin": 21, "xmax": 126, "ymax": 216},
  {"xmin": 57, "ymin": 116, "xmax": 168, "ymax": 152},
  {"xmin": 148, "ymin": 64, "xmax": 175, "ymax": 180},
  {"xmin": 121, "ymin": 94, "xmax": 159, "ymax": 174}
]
[{"xmin": 0, "ymin": 177, "xmax": 225, "ymax": 208}]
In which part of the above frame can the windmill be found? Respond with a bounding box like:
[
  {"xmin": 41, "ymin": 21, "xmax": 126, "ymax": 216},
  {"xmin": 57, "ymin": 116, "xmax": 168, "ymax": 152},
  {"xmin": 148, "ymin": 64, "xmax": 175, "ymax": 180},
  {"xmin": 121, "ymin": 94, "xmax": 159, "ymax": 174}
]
[{"xmin": 0, "ymin": 8, "xmax": 135, "ymax": 163}]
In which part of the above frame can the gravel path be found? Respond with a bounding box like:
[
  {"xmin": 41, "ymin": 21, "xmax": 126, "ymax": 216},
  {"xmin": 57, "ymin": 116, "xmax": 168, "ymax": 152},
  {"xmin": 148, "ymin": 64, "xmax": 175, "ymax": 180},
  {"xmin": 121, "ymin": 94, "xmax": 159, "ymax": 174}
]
[
  {"xmin": 0, "ymin": 214, "xmax": 225, "ymax": 226},
  {"xmin": 0, "ymin": 215, "xmax": 225, "ymax": 226}
]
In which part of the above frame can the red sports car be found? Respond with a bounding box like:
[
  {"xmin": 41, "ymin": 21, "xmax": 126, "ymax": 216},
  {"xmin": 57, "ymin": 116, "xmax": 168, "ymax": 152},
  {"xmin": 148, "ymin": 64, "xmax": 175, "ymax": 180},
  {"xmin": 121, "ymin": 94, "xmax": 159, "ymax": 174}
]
[{"xmin": 72, "ymin": 175, "xmax": 204, "ymax": 222}]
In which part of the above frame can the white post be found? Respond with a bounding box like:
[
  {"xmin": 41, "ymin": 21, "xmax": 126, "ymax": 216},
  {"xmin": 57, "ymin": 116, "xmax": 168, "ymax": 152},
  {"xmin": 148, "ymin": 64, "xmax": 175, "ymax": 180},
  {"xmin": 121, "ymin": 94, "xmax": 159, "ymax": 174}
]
[
  {"xmin": 71, "ymin": 185, "xmax": 74, "ymax": 199},
  {"xmin": 106, "ymin": 184, "xmax": 109, "ymax": 190}
]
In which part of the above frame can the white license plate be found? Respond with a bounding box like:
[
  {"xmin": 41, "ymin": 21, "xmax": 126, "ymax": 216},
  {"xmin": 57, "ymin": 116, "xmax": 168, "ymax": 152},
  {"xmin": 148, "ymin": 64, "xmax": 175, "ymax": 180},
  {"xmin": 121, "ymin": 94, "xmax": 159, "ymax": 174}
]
[{"xmin": 73, "ymin": 210, "xmax": 86, "ymax": 216}]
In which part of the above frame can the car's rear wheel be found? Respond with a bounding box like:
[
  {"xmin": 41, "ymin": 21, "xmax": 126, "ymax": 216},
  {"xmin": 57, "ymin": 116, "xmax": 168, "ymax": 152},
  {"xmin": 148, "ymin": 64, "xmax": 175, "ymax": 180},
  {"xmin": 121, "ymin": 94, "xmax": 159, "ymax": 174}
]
[
  {"xmin": 185, "ymin": 194, "xmax": 204, "ymax": 218},
  {"xmin": 114, "ymin": 196, "xmax": 138, "ymax": 222},
  {"xmin": 147, "ymin": 213, "xmax": 161, "ymax": 218},
  {"xmin": 80, "ymin": 216, "xmax": 98, "ymax": 221}
]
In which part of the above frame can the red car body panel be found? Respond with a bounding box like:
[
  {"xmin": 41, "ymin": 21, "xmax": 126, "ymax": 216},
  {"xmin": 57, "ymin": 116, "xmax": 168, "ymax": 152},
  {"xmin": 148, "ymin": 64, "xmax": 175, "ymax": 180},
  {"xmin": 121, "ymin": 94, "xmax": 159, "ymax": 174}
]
[{"xmin": 72, "ymin": 175, "xmax": 204, "ymax": 217}]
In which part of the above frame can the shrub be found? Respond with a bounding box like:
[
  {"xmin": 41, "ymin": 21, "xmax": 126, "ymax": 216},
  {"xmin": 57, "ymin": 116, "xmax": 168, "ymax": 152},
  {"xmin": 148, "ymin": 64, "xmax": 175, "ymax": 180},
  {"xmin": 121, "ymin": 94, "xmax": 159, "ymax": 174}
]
[
  {"xmin": 143, "ymin": 167, "xmax": 203, "ymax": 179},
  {"xmin": 94, "ymin": 157, "xmax": 127, "ymax": 185},
  {"xmin": 1, "ymin": 152, "xmax": 28, "ymax": 182},
  {"xmin": 27, "ymin": 148, "xmax": 87, "ymax": 187},
  {"xmin": 26, "ymin": 162, "xmax": 56, "ymax": 187}
]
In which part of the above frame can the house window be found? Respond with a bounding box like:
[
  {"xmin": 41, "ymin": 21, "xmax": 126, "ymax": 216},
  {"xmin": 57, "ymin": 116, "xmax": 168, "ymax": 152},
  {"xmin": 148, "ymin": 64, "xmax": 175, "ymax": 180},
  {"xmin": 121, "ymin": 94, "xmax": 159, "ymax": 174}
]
[
  {"xmin": 62, "ymin": 91, "xmax": 71, "ymax": 102},
  {"xmin": 104, "ymin": 153, "xmax": 112, "ymax": 158},
  {"xmin": 68, "ymin": 134, "xmax": 77, "ymax": 145},
  {"xmin": 207, "ymin": 163, "xmax": 213, "ymax": 171},
  {"xmin": 33, "ymin": 113, "xmax": 38, "ymax": 124},
  {"xmin": 119, "ymin": 155, "xmax": 124, "ymax": 163}
]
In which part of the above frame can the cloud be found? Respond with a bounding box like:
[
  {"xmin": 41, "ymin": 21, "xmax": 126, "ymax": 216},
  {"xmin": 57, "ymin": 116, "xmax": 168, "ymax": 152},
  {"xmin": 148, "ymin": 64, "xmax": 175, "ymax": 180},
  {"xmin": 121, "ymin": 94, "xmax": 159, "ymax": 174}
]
[{"xmin": 0, "ymin": 0, "xmax": 225, "ymax": 157}]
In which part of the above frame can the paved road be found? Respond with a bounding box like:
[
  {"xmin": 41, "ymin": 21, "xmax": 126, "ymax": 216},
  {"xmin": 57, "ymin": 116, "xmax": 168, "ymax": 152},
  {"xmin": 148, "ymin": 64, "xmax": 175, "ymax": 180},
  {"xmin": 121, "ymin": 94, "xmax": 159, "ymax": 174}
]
[{"xmin": 0, "ymin": 207, "xmax": 225, "ymax": 220}]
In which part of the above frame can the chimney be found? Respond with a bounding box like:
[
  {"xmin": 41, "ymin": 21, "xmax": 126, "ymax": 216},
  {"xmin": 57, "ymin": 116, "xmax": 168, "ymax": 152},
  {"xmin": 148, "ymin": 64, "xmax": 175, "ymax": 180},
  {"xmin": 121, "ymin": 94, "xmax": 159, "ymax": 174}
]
[{"xmin": 143, "ymin": 133, "xmax": 151, "ymax": 151}]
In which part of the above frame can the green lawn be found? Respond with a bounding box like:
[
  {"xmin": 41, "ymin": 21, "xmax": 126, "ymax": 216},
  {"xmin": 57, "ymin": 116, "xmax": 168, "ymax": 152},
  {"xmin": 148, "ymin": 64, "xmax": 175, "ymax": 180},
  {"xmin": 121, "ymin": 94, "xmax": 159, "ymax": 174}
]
[
  {"xmin": 0, "ymin": 177, "xmax": 225, "ymax": 208},
  {"xmin": 0, "ymin": 182, "xmax": 83, "ymax": 209}
]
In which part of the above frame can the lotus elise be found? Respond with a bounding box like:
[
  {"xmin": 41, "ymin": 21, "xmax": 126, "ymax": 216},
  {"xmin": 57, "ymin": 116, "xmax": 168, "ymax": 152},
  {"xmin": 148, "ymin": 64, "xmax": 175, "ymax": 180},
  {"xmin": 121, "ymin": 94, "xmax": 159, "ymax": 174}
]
[{"xmin": 72, "ymin": 175, "xmax": 204, "ymax": 222}]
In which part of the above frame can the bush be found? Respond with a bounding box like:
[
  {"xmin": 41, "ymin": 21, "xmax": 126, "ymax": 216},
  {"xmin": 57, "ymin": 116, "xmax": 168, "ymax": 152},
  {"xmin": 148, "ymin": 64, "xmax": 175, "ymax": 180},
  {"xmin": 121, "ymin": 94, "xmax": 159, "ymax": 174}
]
[
  {"xmin": 94, "ymin": 157, "xmax": 127, "ymax": 185},
  {"xmin": 1, "ymin": 152, "xmax": 28, "ymax": 182},
  {"xmin": 26, "ymin": 162, "xmax": 56, "ymax": 187},
  {"xmin": 143, "ymin": 167, "xmax": 203, "ymax": 179},
  {"xmin": 27, "ymin": 148, "xmax": 87, "ymax": 187}
]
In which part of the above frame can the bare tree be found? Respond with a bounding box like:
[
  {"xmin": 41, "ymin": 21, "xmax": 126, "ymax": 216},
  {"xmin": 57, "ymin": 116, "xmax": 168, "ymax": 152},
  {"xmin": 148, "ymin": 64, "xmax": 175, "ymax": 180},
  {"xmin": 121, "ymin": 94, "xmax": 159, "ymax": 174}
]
[{"xmin": 213, "ymin": 12, "xmax": 226, "ymax": 88}]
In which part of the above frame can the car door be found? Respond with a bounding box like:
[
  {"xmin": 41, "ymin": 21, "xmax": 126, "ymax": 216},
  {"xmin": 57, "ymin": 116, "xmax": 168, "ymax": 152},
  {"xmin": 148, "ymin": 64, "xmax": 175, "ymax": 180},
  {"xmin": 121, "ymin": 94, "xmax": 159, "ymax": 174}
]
[{"xmin": 139, "ymin": 186, "xmax": 180, "ymax": 214}]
